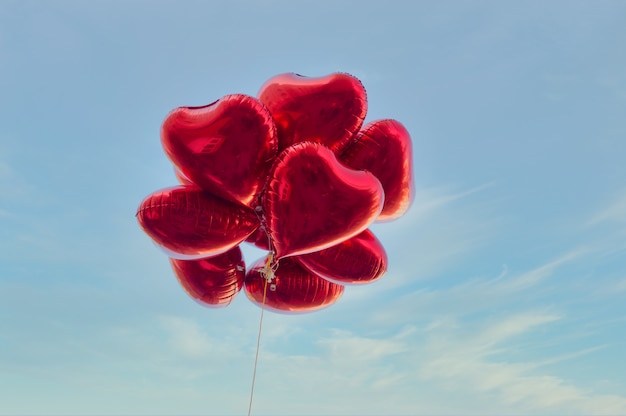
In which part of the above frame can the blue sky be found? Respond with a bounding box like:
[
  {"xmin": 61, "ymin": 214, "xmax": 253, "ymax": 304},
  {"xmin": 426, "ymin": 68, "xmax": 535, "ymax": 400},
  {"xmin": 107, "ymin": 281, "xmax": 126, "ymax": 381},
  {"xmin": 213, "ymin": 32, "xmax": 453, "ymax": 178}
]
[{"xmin": 1, "ymin": 1, "xmax": 625, "ymax": 415}]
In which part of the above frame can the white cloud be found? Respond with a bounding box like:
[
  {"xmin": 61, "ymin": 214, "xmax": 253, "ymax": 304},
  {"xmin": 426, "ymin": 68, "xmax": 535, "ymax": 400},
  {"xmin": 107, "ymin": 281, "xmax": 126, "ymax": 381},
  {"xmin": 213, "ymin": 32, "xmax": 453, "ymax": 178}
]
[
  {"xmin": 2, "ymin": 235, "xmax": 620, "ymax": 416},
  {"xmin": 365, "ymin": 249, "xmax": 585, "ymax": 328},
  {"xmin": 242, "ymin": 307, "xmax": 626, "ymax": 416},
  {"xmin": 477, "ymin": 312, "xmax": 562, "ymax": 348},
  {"xmin": 589, "ymin": 190, "xmax": 626, "ymax": 226},
  {"xmin": 415, "ymin": 312, "xmax": 626, "ymax": 415},
  {"xmin": 534, "ymin": 345, "xmax": 609, "ymax": 368},
  {"xmin": 251, "ymin": 245, "xmax": 625, "ymax": 415},
  {"xmin": 412, "ymin": 182, "xmax": 496, "ymax": 220},
  {"xmin": 318, "ymin": 329, "xmax": 409, "ymax": 362},
  {"xmin": 490, "ymin": 249, "xmax": 588, "ymax": 292},
  {"xmin": 160, "ymin": 315, "xmax": 215, "ymax": 358},
  {"xmin": 349, "ymin": 182, "xmax": 503, "ymax": 297}
]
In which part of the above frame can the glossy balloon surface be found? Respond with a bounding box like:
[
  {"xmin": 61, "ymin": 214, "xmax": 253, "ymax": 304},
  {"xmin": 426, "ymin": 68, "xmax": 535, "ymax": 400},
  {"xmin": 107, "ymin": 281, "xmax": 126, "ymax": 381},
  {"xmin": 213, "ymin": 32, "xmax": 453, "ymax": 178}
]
[
  {"xmin": 244, "ymin": 256, "xmax": 344, "ymax": 313},
  {"xmin": 136, "ymin": 186, "xmax": 259, "ymax": 259},
  {"xmin": 137, "ymin": 72, "xmax": 413, "ymax": 313},
  {"xmin": 174, "ymin": 168, "xmax": 194, "ymax": 186},
  {"xmin": 258, "ymin": 73, "xmax": 367, "ymax": 152},
  {"xmin": 245, "ymin": 226, "xmax": 270, "ymax": 250},
  {"xmin": 297, "ymin": 229, "xmax": 387, "ymax": 285},
  {"xmin": 340, "ymin": 119, "xmax": 414, "ymax": 221},
  {"xmin": 161, "ymin": 94, "xmax": 278, "ymax": 207},
  {"xmin": 170, "ymin": 247, "xmax": 245, "ymax": 307},
  {"xmin": 263, "ymin": 142, "xmax": 384, "ymax": 258}
]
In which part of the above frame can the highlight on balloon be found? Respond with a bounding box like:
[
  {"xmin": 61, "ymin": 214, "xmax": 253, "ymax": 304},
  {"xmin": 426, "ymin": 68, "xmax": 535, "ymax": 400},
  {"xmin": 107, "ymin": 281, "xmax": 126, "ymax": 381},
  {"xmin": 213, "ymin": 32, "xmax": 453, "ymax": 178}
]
[{"xmin": 136, "ymin": 72, "xmax": 414, "ymax": 313}]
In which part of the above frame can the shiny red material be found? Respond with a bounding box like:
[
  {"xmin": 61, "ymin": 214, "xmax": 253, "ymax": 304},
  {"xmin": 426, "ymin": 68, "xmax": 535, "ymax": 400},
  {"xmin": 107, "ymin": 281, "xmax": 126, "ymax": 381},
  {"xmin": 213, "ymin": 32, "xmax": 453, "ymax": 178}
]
[
  {"xmin": 161, "ymin": 94, "xmax": 278, "ymax": 207},
  {"xmin": 136, "ymin": 186, "xmax": 259, "ymax": 259},
  {"xmin": 244, "ymin": 256, "xmax": 344, "ymax": 313},
  {"xmin": 170, "ymin": 247, "xmax": 245, "ymax": 307},
  {"xmin": 174, "ymin": 168, "xmax": 193, "ymax": 186},
  {"xmin": 258, "ymin": 73, "xmax": 367, "ymax": 152},
  {"xmin": 340, "ymin": 119, "xmax": 414, "ymax": 221},
  {"xmin": 263, "ymin": 142, "xmax": 384, "ymax": 258},
  {"xmin": 245, "ymin": 226, "xmax": 270, "ymax": 250},
  {"xmin": 138, "ymin": 72, "xmax": 414, "ymax": 313},
  {"xmin": 297, "ymin": 229, "xmax": 387, "ymax": 285}
]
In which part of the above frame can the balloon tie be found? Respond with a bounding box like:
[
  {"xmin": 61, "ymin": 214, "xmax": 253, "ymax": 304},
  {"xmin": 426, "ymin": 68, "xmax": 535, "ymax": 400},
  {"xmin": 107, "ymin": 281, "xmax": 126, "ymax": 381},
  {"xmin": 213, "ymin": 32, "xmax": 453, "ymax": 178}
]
[
  {"xmin": 247, "ymin": 251, "xmax": 276, "ymax": 416},
  {"xmin": 260, "ymin": 251, "xmax": 277, "ymax": 282}
]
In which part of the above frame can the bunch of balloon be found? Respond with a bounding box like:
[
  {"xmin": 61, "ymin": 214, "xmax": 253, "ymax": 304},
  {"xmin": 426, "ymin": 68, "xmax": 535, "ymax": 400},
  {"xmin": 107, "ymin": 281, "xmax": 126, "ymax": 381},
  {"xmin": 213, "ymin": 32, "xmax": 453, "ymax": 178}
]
[{"xmin": 136, "ymin": 73, "xmax": 414, "ymax": 313}]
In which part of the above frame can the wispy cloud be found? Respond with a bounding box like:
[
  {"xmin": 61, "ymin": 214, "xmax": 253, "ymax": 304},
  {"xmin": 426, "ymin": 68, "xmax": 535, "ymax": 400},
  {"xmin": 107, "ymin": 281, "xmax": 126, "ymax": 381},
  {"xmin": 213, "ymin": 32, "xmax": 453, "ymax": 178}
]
[
  {"xmin": 476, "ymin": 312, "xmax": 562, "ymax": 349},
  {"xmin": 359, "ymin": 182, "xmax": 502, "ymax": 293},
  {"xmin": 488, "ymin": 248, "xmax": 588, "ymax": 292},
  {"xmin": 589, "ymin": 189, "xmax": 626, "ymax": 226},
  {"xmin": 418, "ymin": 313, "xmax": 626, "ymax": 415},
  {"xmin": 318, "ymin": 328, "xmax": 409, "ymax": 362},
  {"xmin": 239, "ymin": 308, "xmax": 626, "ymax": 415},
  {"xmin": 159, "ymin": 315, "xmax": 215, "ymax": 359},
  {"xmin": 366, "ymin": 249, "xmax": 585, "ymax": 327},
  {"xmin": 409, "ymin": 182, "xmax": 497, "ymax": 222}
]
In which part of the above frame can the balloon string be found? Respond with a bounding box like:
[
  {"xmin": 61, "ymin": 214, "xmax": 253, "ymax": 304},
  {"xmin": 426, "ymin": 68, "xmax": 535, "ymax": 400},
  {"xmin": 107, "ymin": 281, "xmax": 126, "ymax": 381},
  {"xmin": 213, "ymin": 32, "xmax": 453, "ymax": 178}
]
[{"xmin": 247, "ymin": 252, "xmax": 275, "ymax": 416}]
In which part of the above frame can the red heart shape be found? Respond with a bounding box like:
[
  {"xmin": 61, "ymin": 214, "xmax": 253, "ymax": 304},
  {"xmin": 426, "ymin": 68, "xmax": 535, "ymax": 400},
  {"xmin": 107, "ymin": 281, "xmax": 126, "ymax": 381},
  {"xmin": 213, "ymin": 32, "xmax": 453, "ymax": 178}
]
[
  {"xmin": 340, "ymin": 119, "xmax": 414, "ymax": 221},
  {"xmin": 136, "ymin": 186, "xmax": 259, "ymax": 259},
  {"xmin": 244, "ymin": 256, "xmax": 344, "ymax": 313},
  {"xmin": 263, "ymin": 142, "xmax": 384, "ymax": 258},
  {"xmin": 161, "ymin": 94, "xmax": 278, "ymax": 207},
  {"xmin": 296, "ymin": 229, "xmax": 387, "ymax": 285},
  {"xmin": 258, "ymin": 73, "xmax": 367, "ymax": 152},
  {"xmin": 170, "ymin": 247, "xmax": 245, "ymax": 308}
]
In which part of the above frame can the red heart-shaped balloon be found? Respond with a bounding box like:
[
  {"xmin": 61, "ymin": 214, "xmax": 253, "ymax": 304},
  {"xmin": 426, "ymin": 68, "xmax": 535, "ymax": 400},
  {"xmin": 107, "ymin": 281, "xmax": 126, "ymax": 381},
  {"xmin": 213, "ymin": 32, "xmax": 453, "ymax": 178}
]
[
  {"xmin": 170, "ymin": 246, "xmax": 245, "ymax": 308},
  {"xmin": 244, "ymin": 256, "xmax": 344, "ymax": 313},
  {"xmin": 263, "ymin": 142, "xmax": 384, "ymax": 258},
  {"xmin": 296, "ymin": 229, "xmax": 387, "ymax": 285},
  {"xmin": 136, "ymin": 186, "xmax": 259, "ymax": 259},
  {"xmin": 161, "ymin": 94, "xmax": 278, "ymax": 207},
  {"xmin": 258, "ymin": 73, "xmax": 367, "ymax": 152},
  {"xmin": 340, "ymin": 119, "xmax": 414, "ymax": 221}
]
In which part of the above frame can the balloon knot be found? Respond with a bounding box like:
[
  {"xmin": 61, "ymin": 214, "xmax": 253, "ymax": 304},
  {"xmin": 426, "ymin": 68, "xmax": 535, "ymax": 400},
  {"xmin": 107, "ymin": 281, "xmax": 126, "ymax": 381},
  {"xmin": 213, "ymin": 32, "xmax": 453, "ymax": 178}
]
[{"xmin": 260, "ymin": 251, "xmax": 277, "ymax": 282}]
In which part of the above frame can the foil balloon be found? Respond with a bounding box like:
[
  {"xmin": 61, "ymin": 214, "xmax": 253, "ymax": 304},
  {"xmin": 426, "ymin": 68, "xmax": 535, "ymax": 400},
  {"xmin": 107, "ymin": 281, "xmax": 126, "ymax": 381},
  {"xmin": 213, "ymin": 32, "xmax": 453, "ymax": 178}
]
[
  {"xmin": 263, "ymin": 142, "xmax": 384, "ymax": 259},
  {"xmin": 258, "ymin": 73, "xmax": 367, "ymax": 152},
  {"xmin": 174, "ymin": 168, "xmax": 193, "ymax": 186},
  {"xmin": 136, "ymin": 186, "xmax": 259, "ymax": 259},
  {"xmin": 138, "ymin": 71, "xmax": 413, "ymax": 313},
  {"xmin": 340, "ymin": 119, "xmax": 414, "ymax": 221},
  {"xmin": 161, "ymin": 94, "xmax": 278, "ymax": 207},
  {"xmin": 170, "ymin": 246, "xmax": 245, "ymax": 307},
  {"xmin": 297, "ymin": 229, "xmax": 387, "ymax": 285},
  {"xmin": 244, "ymin": 256, "xmax": 344, "ymax": 313},
  {"xmin": 245, "ymin": 226, "xmax": 270, "ymax": 251}
]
